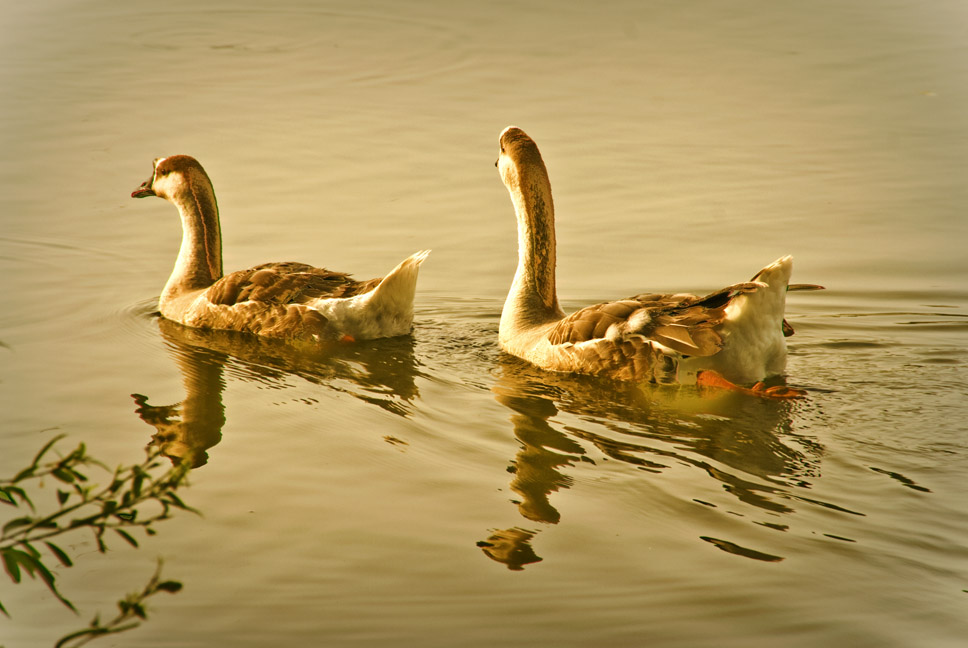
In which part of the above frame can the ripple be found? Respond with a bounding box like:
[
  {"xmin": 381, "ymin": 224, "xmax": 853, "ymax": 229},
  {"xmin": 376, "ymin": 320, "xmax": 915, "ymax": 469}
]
[
  {"xmin": 790, "ymin": 494, "xmax": 865, "ymax": 517},
  {"xmin": 700, "ymin": 536, "xmax": 784, "ymax": 562},
  {"xmin": 115, "ymin": 298, "xmax": 163, "ymax": 348},
  {"xmin": 0, "ymin": 235, "xmax": 141, "ymax": 338},
  {"xmin": 123, "ymin": 6, "xmax": 473, "ymax": 87},
  {"xmin": 822, "ymin": 533, "xmax": 857, "ymax": 543},
  {"xmin": 869, "ymin": 466, "xmax": 932, "ymax": 493},
  {"xmin": 0, "ymin": 235, "xmax": 129, "ymax": 260},
  {"xmin": 897, "ymin": 318, "xmax": 968, "ymax": 331},
  {"xmin": 816, "ymin": 340, "xmax": 888, "ymax": 350}
]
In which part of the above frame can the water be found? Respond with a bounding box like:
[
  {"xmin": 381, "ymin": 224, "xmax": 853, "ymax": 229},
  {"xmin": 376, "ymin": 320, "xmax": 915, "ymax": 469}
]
[{"xmin": 2, "ymin": 0, "xmax": 967, "ymax": 646}]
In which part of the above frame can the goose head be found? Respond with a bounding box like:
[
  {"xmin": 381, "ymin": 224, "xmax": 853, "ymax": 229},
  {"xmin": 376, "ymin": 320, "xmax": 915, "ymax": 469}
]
[
  {"xmin": 496, "ymin": 126, "xmax": 549, "ymax": 192},
  {"xmin": 131, "ymin": 155, "xmax": 213, "ymax": 203},
  {"xmin": 131, "ymin": 154, "xmax": 223, "ymax": 300}
]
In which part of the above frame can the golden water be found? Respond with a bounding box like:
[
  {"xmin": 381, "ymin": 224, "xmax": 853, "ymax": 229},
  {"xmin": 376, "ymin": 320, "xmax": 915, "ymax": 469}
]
[{"xmin": 2, "ymin": 1, "xmax": 967, "ymax": 646}]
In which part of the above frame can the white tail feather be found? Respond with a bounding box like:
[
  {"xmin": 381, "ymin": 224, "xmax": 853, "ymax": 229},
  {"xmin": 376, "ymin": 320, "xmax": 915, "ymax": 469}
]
[
  {"xmin": 367, "ymin": 249, "xmax": 431, "ymax": 313},
  {"xmin": 310, "ymin": 250, "xmax": 430, "ymax": 339},
  {"xmin": 681, "ymin": 256, "xmax": 793, "ymax": 383}
]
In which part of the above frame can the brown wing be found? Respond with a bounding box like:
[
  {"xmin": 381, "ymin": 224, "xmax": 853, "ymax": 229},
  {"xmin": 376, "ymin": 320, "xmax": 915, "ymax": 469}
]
[
  {"xmin": 204, "ymin": 262, "xmax": 381, "ymax": 307},
  {"xmin": 176, "ymin": 263, "xmax": 383, "ymax": 342},
  {"xmin": 547, "ymin": 282, "xmax": 764, "ymax": 357},
  {"xmin": 547, "ymin": 333, "xmax": 680, "ymax": 384},
  {"xmin": 546, "ymin": 299, "xmax": 644, "ymax": 345}
]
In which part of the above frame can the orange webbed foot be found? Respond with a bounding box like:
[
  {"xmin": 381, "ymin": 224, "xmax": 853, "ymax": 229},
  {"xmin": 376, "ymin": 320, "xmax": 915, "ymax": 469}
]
[
  {"xmin": 750, "ymin": 382, "xmax": 808, "ymax": 399},
  {"xmin": 697, "ymin": 370, "xmax": 807, "ymax": 400}
]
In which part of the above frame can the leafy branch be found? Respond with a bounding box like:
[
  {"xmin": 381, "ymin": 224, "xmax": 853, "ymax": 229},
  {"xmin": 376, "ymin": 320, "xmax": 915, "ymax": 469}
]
[
  {"xmin": 1, "ymin": 433, "xmax": 196, "ymax": 617},
  {"xmin": 53, "ymin": 559, "xmax": 182, "ymax": 648}
]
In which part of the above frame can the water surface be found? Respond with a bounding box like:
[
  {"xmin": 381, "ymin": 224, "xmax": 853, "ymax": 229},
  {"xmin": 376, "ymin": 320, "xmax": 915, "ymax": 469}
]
[{"xmin": 2, "ymin": 1, "xmax": 967, "ymax": 646}]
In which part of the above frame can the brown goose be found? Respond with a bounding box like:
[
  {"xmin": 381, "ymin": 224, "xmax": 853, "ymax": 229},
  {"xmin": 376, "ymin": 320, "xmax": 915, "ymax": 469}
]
[
  {"xmin": 132, "ymin": 155, "xmax": 429, "ymax": 342},
  {"xmin": 495, "ymin": 126, "xmax": 821, "ymax": 395}
]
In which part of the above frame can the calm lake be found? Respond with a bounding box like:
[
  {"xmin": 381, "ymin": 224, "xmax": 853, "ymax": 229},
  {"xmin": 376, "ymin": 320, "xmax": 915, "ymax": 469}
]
[{"xmin": 2, "ymin": 0, "xmax": 967, "ymax": 646}]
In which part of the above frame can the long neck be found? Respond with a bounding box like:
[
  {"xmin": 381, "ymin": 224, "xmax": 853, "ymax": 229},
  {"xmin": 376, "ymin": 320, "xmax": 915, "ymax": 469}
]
[
  {"xmin": 162, "ymin": 179, "xmax": 222, "ymax": 304},
  {"xmin": 173, "ymin": 341, "xmax": 226, "ymax": 468},
  {"xmin": 501, "ymin": 170, "xmax": 563, "ymax": 337}
]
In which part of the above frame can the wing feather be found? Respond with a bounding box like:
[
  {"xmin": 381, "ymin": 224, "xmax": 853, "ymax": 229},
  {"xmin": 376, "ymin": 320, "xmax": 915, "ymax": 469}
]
[
  {"xmin": 205, "ymin": 262, "xmax": 380, "ymax": 307},
  {"xmin": 547, "ymin": 281, "xmax": 764, "ymax": 358},
  {"xmin": 176, "ymin": 262, "xmax": 385, "ymax": 342}
]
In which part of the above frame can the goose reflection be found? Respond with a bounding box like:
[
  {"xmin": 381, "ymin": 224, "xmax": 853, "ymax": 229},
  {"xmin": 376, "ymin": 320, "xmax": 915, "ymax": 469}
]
[
  {"xmin": 477, "ymin": 382, "xmax": 584, "ymax": 570},
  {"xmin": 481, "ymin": 355, "xmax": 824, "ymax": 566},
  {"xmin": 133, "ymin": 317, "xmax": 421, "ymax": 467},
  {"xmin": 477, "ymin": 527, "xmax": 543, "ymax": 571},
  {"xmin": 494, "ymin": 382, "xmax": 584, "ymax": 525}
]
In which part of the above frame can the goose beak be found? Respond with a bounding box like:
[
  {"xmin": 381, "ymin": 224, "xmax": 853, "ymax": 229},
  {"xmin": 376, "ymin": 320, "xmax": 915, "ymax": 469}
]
[{"xmin": 131, "ymin": 175, "xmax": 155, "ymax": 198}]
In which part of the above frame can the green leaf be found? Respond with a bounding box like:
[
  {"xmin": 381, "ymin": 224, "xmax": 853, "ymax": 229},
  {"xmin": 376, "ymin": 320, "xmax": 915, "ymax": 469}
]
[
  {"xmin": 68, "ymin": 514, "xmax": 100, "ymax": 529},
  {"xmin": 3, "ymin": 516, "xmax": 33, "ymax": 534},
  {"xmin": 30, "ymin": 433, "xmax": 66, "ymax": 468},
  {"xmin": 21, "ymin": 542, "xmax": 41, "ymax": 558},
  {"xmin": 131, "ymin": 603, "xmax": 147, "ymax": 620},
  {"xmin": 2, "ymin": 550, "xmax": 22, "ymax": 583},
  {"xmin": 132, "ymin": 470, "xmax": 145, "ymax": 498},
  {"xmin": 165, "ymin": 493, "xmax": 190, "ymax": 511},
  {"xmin": 31, "ymin": 555, "xmax": 76, "ymax": 612},
  {"xmin": 51, "ymin": 468, "xmax": 75, "ymax": 484},
  {"xmin": 14, "ymin": 488, "xmax": 34, "ymax": 510},
  {"xmin": 57, "ymin": 489, "xmax": 70, "ymax": 505},
  {"xmin": 0, "ymin": 597, "xmax": 9, "ymax": 618},
  {"xmin": 2, "ymin": 548, "xmax": 49, "ymax": 588},
  {"xmin": 0, "ymin": 486, "xmax": 34, "ymax": 511},
  {"xmin": 44, "ymin": 542, "xmax": 73, "ymax": 568},
  {"xmin": 11, "ymin": 466, "xmax": 36, "ymax": 483},
  {"xmin": 155, "ymin": 580, "xmax": 183, "ymax": 593},
  {"xmin": 114, "ymin": 529, "xmax": 138, "ymax": 548},
  {"xmin": 55, "ymin": 627, "xmax": 107, "ymax": 648},
  {"xmin": 54, "ymin": 628, "xmax": 112, "ymax": 648}
]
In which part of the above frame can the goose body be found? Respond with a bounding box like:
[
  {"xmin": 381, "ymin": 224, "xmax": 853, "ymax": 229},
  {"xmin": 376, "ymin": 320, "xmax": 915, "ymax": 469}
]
[
  {"xmin": 132, "ymin": 155, "xmax": 428, "ymax": 342},
  {"xmin": 496, "ymin": 126, "xmax": 821, "ymax": 387}
]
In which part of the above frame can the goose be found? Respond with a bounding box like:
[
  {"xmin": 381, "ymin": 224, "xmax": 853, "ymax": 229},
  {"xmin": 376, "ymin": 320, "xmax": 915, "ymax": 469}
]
[
  {"xmin": 495, "ymin": 126, "xmax": 822, "ymax": 397},
  {"xmin": 132, "ymin": 155, "xmax": 429, "ymax": 342}
]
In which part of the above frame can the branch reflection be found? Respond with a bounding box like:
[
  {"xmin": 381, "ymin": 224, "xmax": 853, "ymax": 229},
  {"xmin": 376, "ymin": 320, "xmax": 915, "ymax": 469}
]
[{"xmin": 133, "ymin": 317, "xmax": 422, "ymax": 467}]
